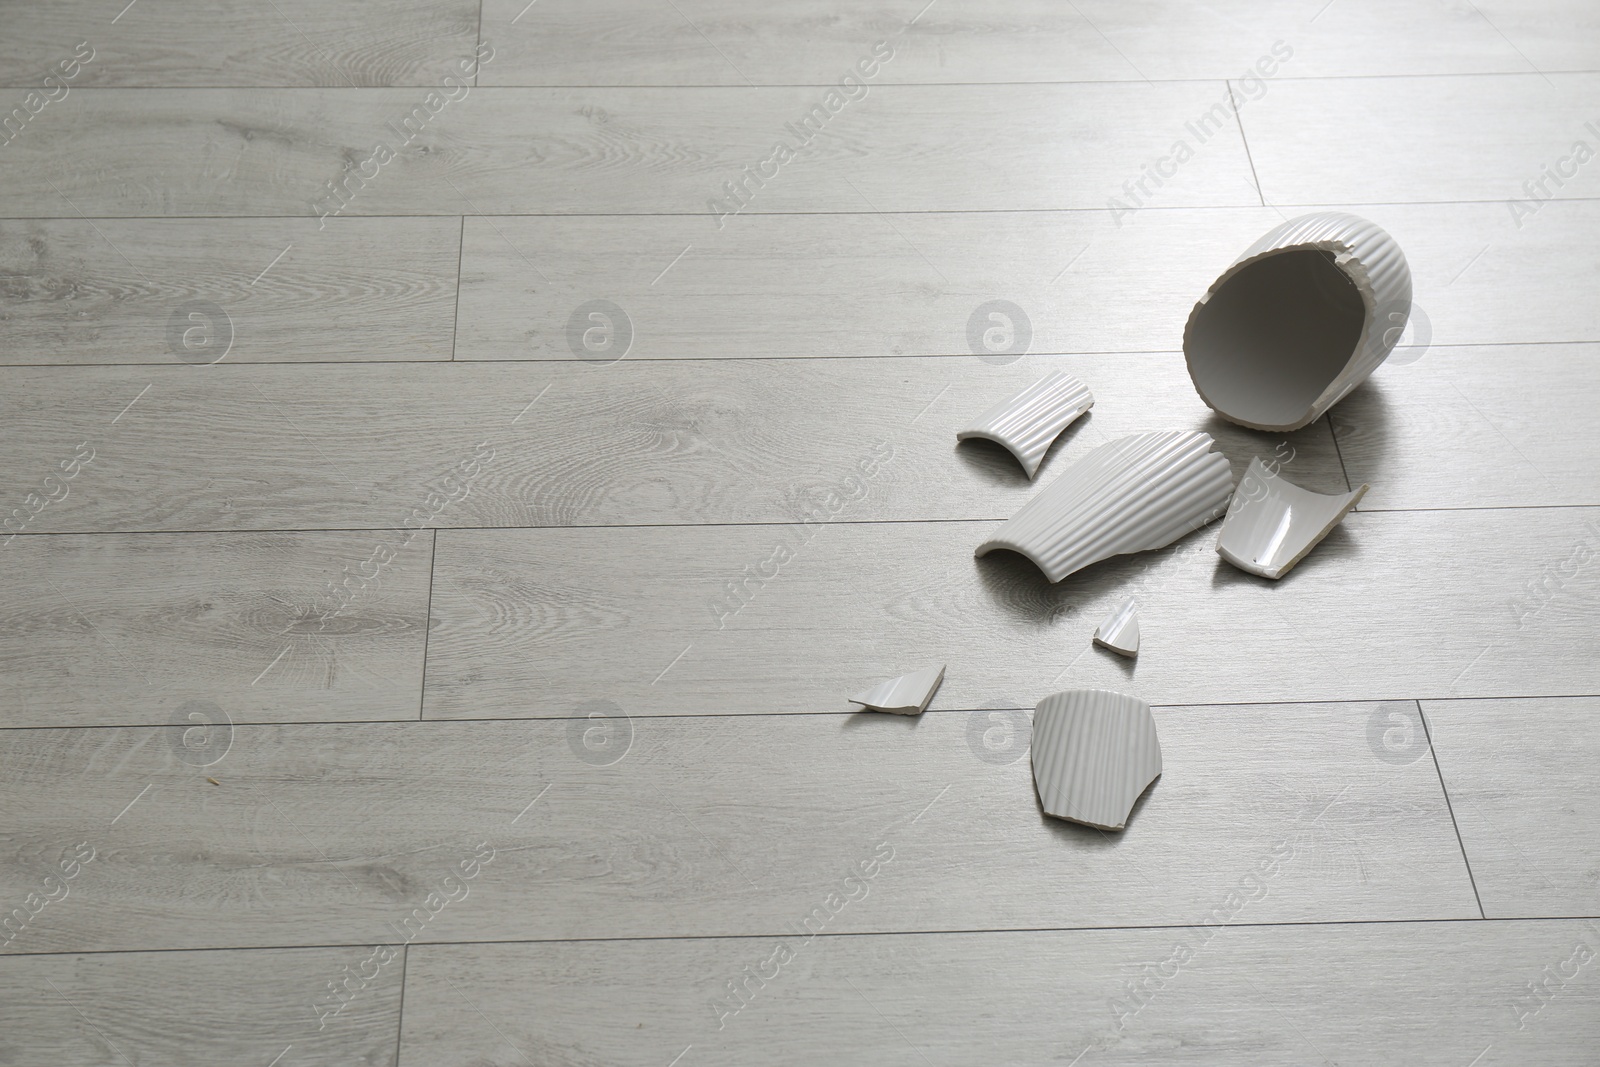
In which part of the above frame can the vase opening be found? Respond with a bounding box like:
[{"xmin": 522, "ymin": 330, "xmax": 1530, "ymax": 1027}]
[{"xmin": 1186, "ymin": 248, "xmax": 1366, "ymax": 429}]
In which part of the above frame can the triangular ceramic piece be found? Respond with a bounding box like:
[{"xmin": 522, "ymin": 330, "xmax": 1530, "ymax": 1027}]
[
  {"xmin": 1216, "ymin": 457, "xmax": 1368, "ymax": 579},
  {"xmin": 1092, "ymin": 597, "xmax": 1139, "ymax": 657},
  {"xmin": 955, "ymin": 371, "xmax": 1095, "ymax": 478},
  {"xmin": 975, "ymin": 431, "xmax": 1234, "ymax": 582},
  {"xmin": 849, "ymin": 665, "xmax": 945, "ymax": 715},
  {"xmin": 1030, "ymin": 689, "xmax": 1161, "ymax": 831}
]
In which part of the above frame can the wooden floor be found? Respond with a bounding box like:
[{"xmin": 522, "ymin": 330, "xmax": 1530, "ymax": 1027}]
[{"xmin": 2, "ymin": 1, "xmax": 1598, "ymax": 1063}]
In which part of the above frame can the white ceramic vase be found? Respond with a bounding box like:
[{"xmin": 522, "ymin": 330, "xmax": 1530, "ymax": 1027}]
[{"xmin": 1182, "ymin": 212, "xmax": 1412, "ymax": 432}]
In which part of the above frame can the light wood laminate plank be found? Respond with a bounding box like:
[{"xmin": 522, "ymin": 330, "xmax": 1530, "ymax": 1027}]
[
  {"xmin": 0, "ymin": 217, "xmax": 460, "ymax": 364},
  {"xmin": 458, "ymin": 208, "xmax": 1278, "ymax": 361},
  {"xmin": 0, "ymin": 532, "xmax": 431, "ymax": 728},
  {"xmin": 456, "ymin": 200, "xmax": 1600, "ymax": 362},
  {"xmin": 479, "ymin": 0, "xmax": 1559, "ymax": 85},
  {"xmin": 1425, "ymin": 696, "xmax": 1600, "ymax": 919},
  {"xmin": 0, "ymin": 703, "xmax": 1473, "ymax": 953},
  {"xmin": 0, "ymin": 84, "xmax": 1257, "ymax": 217},
  {"xmin": 0, "ymin": 357, "xmax": 1341, "ymax": 533},
  {"xmin": 1333, "ymin": 343, "xmax": 1600, "ymax": 510},
  {"xmin": 1476, "ymin": 0, "xmax": 1600, "ymax": 75},
  {"xmin": 400, "ymin": 920, "xmax": 1600, "ymax": 1066},
  {"xmin": 1245, "ymin": 72, "xmax": 1600, "ymax": 204},
  {"xmin": 0, "ymin": 946, "xmax": 402, "ymax": 1066},
  {"xmin": 0, "ymin": 0, "xmax": 478, "ymax": 87},
  {"xmin": 425, "ymin": 507, "xmax": 1600, "ymax": 718}
]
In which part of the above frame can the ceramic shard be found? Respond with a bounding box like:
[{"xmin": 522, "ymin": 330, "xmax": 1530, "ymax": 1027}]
[
  {"xmin": 1183, "ymin": 212, "xmax": 1412, "ymax": 432},
  {"xmin": 849, "ymin": 664, "xmax": 945, "ymax": 715},
  {"xmin": 1216, "ymin": 457, "xmax": 1368, "ymax": 579},
  {"xmin": 1030, "ymin": 689, "xmax": 1162, "ymax": 831},
  {"xmin": 1093, "ymin": 597, "xmax": 1140, "ymax": 657},
  {"xmin": 974, "ymin": 430, "xmax": 1234, "ymax": 582},
  {"xmin": 955, "ymin": 371, "xmax": 1095, "ymax": 478}
]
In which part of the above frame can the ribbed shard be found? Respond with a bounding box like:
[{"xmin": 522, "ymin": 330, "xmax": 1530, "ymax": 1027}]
[
  {"xmin": 1184, "ymin": 212, "xmax": 1413, "ymax": 431},
  {"xmin": 1092, "ymin": 597, "xmax": 1140, "ymax": 657},
  {"xmin": 849, "ymin": 664, "xmax": 945, "ymax": 715},
  {"xmin": 975, "ymin": 431, "xmax": 1235, "ymax": 582},
  {"xmin": 955, "ymin": 371, "xmax": 1095, "ymax": 478},
  {"xmin": 1030, "ymin": 689, "xmax": 1162, "ymax": 831},
  {"xmin": 1216, "ymin": 457, "xmax": 1368, "ymax": 579}
]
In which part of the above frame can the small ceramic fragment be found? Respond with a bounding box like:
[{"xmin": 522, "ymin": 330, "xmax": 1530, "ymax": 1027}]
[
  {"xmin": 849, "ymin": 665, "xmax": 945, "ymax": 715},
  {"xmin": 1092, "ymin": 597, "xmax": 1139, "ymax": 657},
  {"xmin": 1216, "ymin": 457, "xmax": 1368, "ymax": 579},
  {"xmin": 1184, "ymin": 211, "xmax": 1412, "ymax": 432},
  {"xmin": 975, "ymin": 430, "xmax": 1234, "ymax": 582},
  {"xmin": 955, "ymin": 371, "xmax": 1095, "ymax": 478},
  {"xmin": 1030, "ymin": 689, "xmax": 1161, "ymax": 831}
]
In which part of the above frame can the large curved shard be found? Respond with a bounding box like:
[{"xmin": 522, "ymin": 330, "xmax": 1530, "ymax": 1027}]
[
  {"xmin": 1183, "ymin": 212, "xmax": 1412, "ymax": 432},
  {"xmin": 1216, "ymin": 457, "xmax": 1368, "ymax": 579},
  {"xmin": 955, "ymin": 371, "xmax": 1094, "ymax": 478},
  {"xmin": 1030, "ymin": 689, "xmax": 1162, "ymax": 831},
  {"xmin": 975, "ymin": 431, "xmax": 1234, "ymax": 582}
]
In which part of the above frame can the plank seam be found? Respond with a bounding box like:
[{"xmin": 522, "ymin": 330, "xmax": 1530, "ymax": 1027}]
[
  {"xmin": 2, "ymin": 915, "xmax": 1588, "ymax": 960},
  {"xmin": 1418, "ymin": 700, "xmax": 1488, "ymax": 919}
]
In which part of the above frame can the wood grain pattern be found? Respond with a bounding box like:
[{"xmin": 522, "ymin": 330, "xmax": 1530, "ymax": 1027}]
[
  {"xmin": 1425, "ymin": 697, "xmax": 1600, "ymax": 919},
  {"xmin": 1333, "ymin": 343, "xmax": 1600, "ymax": 510},
  {"xmin": 478, "ymin": 0, "xmax": 1567, "ymax": 85},
  {"xmin": 1369, "ymin": 199, "xmax": 1600, "ymax": 348},
  {"xmin": 0, "ymin": 532, "xmax": 431, "ymax": 728},
  {"xmin": 0, "ymin": 946, "xmax": 402, "ymax": 1066},
  {"xmin": 1244, "ymin": 72, "xmax": 1600, "ymax": 204},
  {"xmin": 424, "ymin": 508, "xmax": 1600, "ymax": 719},
  {"xmin": 0, "ymin": 702, "xmax": 1473, "ymax": 954},
  {"xmin": 1475, "ymin": 0, "xmax": 1600, "ymax": 74},
  {"xmin": 0, "ymin": 356, "xmax": 1342, "ymax": 533},
  {"xmin": 0, "ymin": 84, "xmax": 1257, "ymax": 217},
  {"xmin": 400, "ymin": 919, "xmax": 1600, "ymax": 1067},
  {"xmin": 457, "ymin": 200, "xmax": 1600, "ymax": 362},
  {"xmin": 0, "ymin": 217, "xmax": 460, "ymax": 364},
  {"xmin": 457, "ymin": 208, "xmax": 1277, "ymax": 361},
  {"xmin": 0, "ymin": 0, "xmax": 478, "ymax": 87}
]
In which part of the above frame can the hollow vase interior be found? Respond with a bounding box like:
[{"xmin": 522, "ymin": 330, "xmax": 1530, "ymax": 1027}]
[{"xmin": 1186, "ymin": 248, "xmax": 1367, "ymax": 429}]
